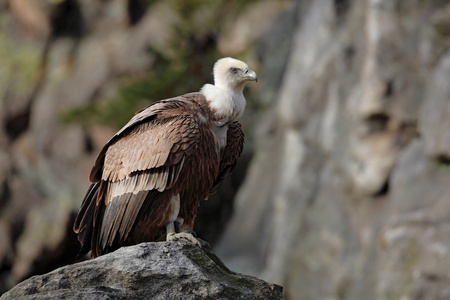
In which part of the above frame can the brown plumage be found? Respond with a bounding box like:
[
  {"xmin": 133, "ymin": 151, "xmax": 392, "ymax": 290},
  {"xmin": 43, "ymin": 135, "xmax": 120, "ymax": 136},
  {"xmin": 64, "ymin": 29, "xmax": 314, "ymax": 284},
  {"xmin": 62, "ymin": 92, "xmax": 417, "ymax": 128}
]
[{"xmin": 73, "ymin": 58, "xmax": 257, "ymax": 257}]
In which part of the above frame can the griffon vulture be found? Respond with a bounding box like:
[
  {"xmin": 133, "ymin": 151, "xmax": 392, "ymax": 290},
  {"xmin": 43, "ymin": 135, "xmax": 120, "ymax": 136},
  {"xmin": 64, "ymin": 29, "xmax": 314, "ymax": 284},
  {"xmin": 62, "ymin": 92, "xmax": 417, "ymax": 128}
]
[{"xmin": 73, "ymin": 57, "xmax": 257, "ymax": 257}]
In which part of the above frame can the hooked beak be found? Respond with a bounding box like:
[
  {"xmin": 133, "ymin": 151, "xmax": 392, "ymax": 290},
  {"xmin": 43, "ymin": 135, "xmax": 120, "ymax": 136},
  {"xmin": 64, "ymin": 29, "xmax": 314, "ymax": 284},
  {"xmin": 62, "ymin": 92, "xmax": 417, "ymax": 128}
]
[{"xmin": 244, "ymin": 68, "xmax": 258, "ymax": 82}]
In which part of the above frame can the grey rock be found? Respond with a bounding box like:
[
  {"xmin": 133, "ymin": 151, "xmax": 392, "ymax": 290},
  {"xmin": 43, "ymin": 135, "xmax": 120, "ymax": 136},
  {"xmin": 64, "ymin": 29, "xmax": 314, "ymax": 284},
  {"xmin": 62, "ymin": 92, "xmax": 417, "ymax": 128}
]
[
  {"xmin": 217, "ymin": 0, "xmax": 450, "ymax": 299},
  {"xmin": 420, "ymin": 50, "xmax": 450, "ymax": 158},
  {"xmin": 1, "ymin": 240, "xmax": 283, "ymax": 300},
  {"xmin": 374, "ymin": 140, "xmax": 450, "ymax": 299}
]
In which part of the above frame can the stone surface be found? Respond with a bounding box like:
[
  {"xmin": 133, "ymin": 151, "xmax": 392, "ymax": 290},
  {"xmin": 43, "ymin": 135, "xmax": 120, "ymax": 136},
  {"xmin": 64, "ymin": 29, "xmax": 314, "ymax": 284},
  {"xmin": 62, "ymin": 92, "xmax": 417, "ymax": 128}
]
[
  {"xmin": 419, "ymin": 50, "xmax": 450, "ymax": 159},
  {"xmin": 217, "ymin": 0, "xmax": 450, "ymax": 299},
  {"xmin": 374, "ymin": 140, "xmax": 450, "ymax": 300},
  {"xmin": 1, "ymin": 241, "xmax": 283, "ymax": 300}
]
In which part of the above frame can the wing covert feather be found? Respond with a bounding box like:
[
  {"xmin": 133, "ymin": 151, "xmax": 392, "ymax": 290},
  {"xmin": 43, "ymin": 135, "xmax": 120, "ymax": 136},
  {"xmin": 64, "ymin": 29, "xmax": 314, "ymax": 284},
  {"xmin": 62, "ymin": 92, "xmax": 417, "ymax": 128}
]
[
  {"xmin": 89, "ymin": 94, "xmax": 205, "ymax": 183},
  {"xmin": 102, "ymin": 116, "xmax": 199, "ymax": 183}
]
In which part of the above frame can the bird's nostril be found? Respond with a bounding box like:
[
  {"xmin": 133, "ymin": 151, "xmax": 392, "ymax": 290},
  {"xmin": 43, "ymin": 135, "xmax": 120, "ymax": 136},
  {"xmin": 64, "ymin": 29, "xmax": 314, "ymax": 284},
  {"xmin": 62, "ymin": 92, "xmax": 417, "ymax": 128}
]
[{"xmin": 245, "ymin": 69, "xmax": 248, "ymax": 74}]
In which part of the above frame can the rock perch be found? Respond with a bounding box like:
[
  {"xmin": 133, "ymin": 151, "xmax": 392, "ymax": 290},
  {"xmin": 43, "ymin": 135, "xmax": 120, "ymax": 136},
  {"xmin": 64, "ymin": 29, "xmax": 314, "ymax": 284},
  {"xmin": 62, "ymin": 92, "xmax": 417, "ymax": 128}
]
[{"xmin": 1, "ymin": 240, "xmax": 283, "ymax": 300}]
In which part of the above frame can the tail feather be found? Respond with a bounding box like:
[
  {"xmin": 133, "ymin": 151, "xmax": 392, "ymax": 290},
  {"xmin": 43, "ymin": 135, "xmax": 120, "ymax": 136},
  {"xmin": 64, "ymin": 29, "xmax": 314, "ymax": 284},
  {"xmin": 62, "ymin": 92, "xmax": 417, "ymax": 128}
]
[
  {"xmin": 74, "ymin": 181, "xmax": 165, "ymax": 258},
  {"xmin": 73, "ymin": 182, "xmax": 101, "ymax": 257}
]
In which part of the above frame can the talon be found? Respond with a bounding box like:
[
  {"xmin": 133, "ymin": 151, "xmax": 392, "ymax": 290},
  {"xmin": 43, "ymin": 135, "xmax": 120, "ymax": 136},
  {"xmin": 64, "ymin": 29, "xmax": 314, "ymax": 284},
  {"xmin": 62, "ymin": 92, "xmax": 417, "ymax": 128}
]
[
  {"xmin": 183, "ymin": 229, "xmax": 197, "ymax": 238},
  {"xmin": 199, "ymin": 239, "xmax": 210, "ymax": 249},
  {"xmin": 167, "ymin": 231, "xmax": 202, "ymax": 248}
]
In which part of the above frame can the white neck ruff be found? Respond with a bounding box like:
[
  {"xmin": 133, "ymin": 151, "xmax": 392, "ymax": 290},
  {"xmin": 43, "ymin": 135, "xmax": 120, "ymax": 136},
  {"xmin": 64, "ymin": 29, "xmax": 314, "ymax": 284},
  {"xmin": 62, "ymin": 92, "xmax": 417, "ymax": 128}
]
[{"xmin": 200, "ymin": 84, "xmax": 246, "ymax": 122}]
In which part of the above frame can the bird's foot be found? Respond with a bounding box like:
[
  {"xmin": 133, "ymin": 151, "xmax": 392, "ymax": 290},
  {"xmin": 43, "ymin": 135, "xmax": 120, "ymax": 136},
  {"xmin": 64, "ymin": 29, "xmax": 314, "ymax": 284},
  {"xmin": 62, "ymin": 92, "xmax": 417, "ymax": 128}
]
[{"xmin": 167, "ymin": 231, "xmax": 202, "ymax": 248}]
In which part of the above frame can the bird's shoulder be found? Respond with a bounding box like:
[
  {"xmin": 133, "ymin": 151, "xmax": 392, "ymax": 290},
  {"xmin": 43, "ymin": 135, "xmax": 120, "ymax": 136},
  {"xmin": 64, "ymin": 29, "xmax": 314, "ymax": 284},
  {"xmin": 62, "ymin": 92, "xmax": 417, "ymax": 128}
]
[{"xmin": 133, "ymin": 92, "xmax": 211, "ymax": 123}]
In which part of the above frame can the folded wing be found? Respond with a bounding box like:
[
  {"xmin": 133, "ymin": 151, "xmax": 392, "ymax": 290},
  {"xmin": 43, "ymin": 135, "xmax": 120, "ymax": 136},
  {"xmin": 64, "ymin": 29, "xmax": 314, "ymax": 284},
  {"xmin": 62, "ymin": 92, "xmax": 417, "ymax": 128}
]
[{"xmin": 74, "ymin": 98, "xmax": 202, "ymax": 256}]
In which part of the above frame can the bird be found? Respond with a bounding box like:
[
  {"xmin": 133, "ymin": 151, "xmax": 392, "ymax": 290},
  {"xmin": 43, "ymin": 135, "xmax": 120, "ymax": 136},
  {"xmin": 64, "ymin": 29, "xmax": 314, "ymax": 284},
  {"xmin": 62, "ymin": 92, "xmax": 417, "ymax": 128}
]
[{"xmin": 73, "ymin": 57, "xmax": 257, "ymax": 257}]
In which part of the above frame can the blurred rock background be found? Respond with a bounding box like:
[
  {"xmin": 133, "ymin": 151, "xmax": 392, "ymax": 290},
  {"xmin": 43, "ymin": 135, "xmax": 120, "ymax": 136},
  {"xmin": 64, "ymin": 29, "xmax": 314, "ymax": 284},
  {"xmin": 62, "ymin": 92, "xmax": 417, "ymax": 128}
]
[{"xmin": 1, "ymin": 0, "xmax": 450, "ymax": 299}]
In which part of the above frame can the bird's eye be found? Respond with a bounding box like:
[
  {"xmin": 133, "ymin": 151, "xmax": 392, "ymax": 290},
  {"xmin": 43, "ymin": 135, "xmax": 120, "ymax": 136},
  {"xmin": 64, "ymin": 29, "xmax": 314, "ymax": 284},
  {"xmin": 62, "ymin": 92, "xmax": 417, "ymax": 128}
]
[{"xmin": 230, "ymin": 68, "xmax": 238, "ymax": 74}]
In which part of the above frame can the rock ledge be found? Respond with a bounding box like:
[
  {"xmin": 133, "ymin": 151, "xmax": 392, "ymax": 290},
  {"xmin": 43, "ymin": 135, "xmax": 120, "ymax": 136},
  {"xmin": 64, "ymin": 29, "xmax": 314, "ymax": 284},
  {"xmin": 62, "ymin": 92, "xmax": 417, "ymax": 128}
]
[{"xmin": 1, "ymin": 240, "xmax": 283, "ymax": 300}]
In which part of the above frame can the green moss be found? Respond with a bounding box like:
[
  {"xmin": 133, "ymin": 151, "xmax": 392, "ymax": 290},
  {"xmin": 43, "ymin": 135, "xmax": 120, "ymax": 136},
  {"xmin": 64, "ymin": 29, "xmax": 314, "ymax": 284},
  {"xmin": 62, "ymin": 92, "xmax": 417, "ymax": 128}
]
[
  {"xmin": 61, "ymin": 48, "xmax": 217, "ymax": 128},
  {"xmin": 61, "ymin": 0, "xmax": 263, "ymax": 129},
  {"xmin": 0, "ymin": 17, "xmax": 41, "ymax": 98}
]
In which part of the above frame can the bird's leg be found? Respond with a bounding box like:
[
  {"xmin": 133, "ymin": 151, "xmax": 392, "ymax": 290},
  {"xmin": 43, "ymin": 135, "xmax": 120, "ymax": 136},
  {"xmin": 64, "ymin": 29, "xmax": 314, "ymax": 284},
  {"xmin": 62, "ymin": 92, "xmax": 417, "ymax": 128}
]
[
  {"xmin": 166, "ymin": 194, "xmax": 202, "ymax": 247},
  {"xmin": 174, "ymin": 217, "xmax": 184, "ymax": 233},
  {"xmin": 166, "ymin": 219, "xmax": 202, "ymax": 248}
]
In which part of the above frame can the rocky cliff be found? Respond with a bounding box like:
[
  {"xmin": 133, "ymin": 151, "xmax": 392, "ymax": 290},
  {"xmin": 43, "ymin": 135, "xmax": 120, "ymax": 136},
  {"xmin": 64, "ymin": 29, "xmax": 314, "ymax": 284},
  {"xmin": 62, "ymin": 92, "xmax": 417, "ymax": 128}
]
[
  {"xmin": 1, "ymin": 240, "xmax": 283, "ymax": 300},
  {"xmin": 217, "ymin": 0, "xmax": 450, "ymax": 299}
]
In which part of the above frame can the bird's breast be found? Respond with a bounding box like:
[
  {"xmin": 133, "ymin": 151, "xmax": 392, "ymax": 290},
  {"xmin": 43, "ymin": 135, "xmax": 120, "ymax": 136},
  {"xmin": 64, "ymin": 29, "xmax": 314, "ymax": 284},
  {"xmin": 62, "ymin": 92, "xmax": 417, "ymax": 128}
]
[{"xmin": 209, "ymin": 122, "xmax": 228, "ymax": 153}]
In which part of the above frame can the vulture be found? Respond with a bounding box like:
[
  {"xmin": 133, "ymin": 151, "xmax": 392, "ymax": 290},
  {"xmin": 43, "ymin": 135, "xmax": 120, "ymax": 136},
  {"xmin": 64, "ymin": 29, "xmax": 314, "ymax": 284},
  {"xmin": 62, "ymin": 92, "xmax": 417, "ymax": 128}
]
[{"xmin": 73, "ymin": 57, "xmax": 257, "ymax": 257}]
